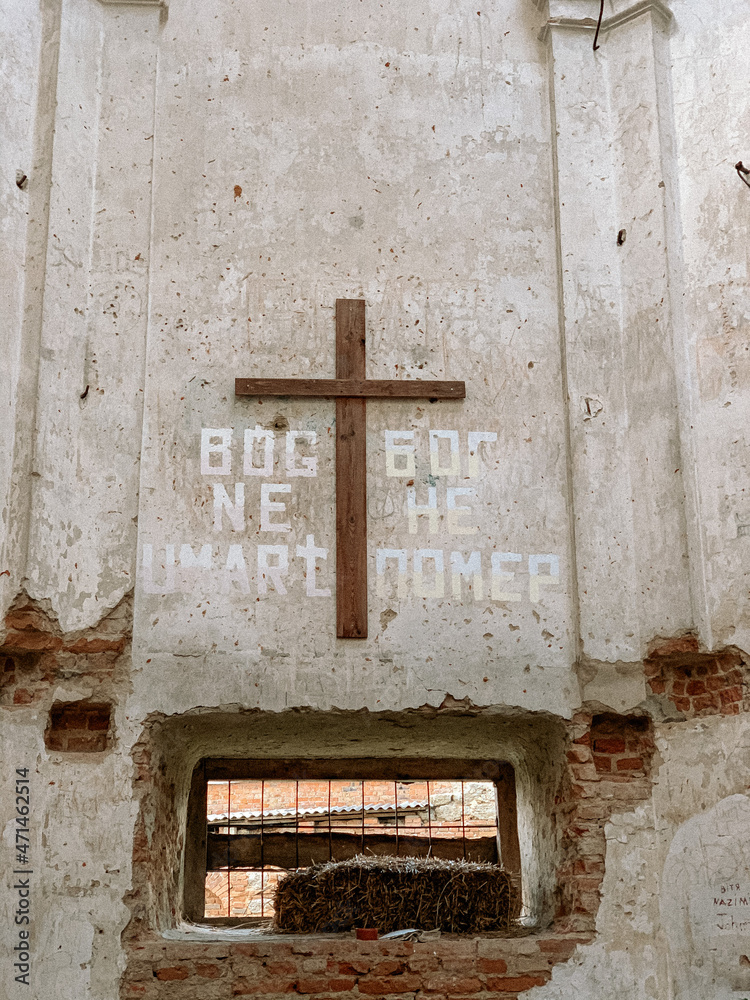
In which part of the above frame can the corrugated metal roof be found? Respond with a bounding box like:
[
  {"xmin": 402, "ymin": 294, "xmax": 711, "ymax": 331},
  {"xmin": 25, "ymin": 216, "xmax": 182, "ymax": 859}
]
[{"xmin": 207, "ymin": 801, "xmax": 429, "ymax": 824}]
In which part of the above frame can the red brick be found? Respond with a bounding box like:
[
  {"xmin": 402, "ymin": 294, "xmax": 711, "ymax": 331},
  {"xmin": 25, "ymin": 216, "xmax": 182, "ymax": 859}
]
[
  {"xmin": 299, "ymin": 959, "xmax": 327, "ymax": 974},
  {"xmin": 406, "ymin": 956, "xmax": 440, "ymax": 973},
  {"xmin": 719, "ymin": 685, "xmax": 743, "ymax": 705},
  {"xmin": 422, "ymin": 974, "xmax": 483, "ymax": 993},
  {"xmin": 296, "ymin": 977, "xmax": 357, "ymax": 994},
  {"xmin": 87, "ymin": 710, "xmax": 111, "ymax": 731},
  {"xmin": 439, "ymin": 958, "xmax": 481, "ymax": 973},
  {"xmin": 372, "ymin": 960, "xmax": 406, "ymax": 975},
  {"xmin": 65, "ymin": 733, "xmax": 106, "ymax": 752},
  {"xmin": 616, "ymin": 757, "xmax": 644, "ymax": 771},
  {"xmin": 291, "ymin": 941, "xmax": 347, "ymax": 957},
  {"xmin": 538, "ymin": 936, "xmax": 590, "ymax": 958},
  {"xmin": 566, "ymin": 746, "xmax": 591, "ymax": 763},
  {"xmin": 62, "ymin": 637, "xmax": 126, "ymax": 653},
  {"xmin": 330, "ymin": 959, "xmax": 371, "ymax": 975},
  {"xmin": 13, "ymin": 688, "xmax": 35, "ymax": 705},
  {"xmin": 571, "ymin": 762, "xmax": 599, "ymax": 781},
  {"xmin": 233, "ymin": 978, "xmax": 296, "ymax": 995},
  {"xmin": 574, "ymin": 877, "xmax": 602, "ymax": 893},
  {"xmin": 672, "ymin": 697, "xmax": 691, "ymax": 712},
  {"xmin": 265, "ymin": 962, "xmax": 297, "ymax": 976},
  {"xmin": 195, "ymin": 963, "xmax": 222, "ymax": 978},
  {"xmin": 50, "ymin": 706, "xmax": 93, "ymax": 728},
  {"xmin": 478, "ymin": 958, "xmax": 508, "ymax": 974},
  {"xmin": 592, "ymin": 737, "xmax": 625, "ymax": 754},
  {"xmin": 3, "ymin": 629, "xmax": 61, "ymax": 652},
  {"xmin": 686, "ymin": 679, "xmax": 706, "ymax": 696},
  {"xmin": 155, "ymin": 966, "xmax": 190, "ymax": 981},
  {"xmin": 233, "ymin": 943, "xmax": 291, "ymax": 958},
  {"xmin": 414, "ymin": 941, "xmax": 475, "ymax": 958},
  {"xmin": 722, "ymin": 702, "xmax": 741, "ymax": 716},
  {"xmin": 572, "ymin": 731, "xmax": 591, "ymax": 746},
  {"xmin": 357, "ymin": 974, "xmax": 421, "ymax": 994},
  {"xmin": 486, "ymin": 974, "xmax": 550, "ymax": 992},
  {"xmin": 577, "ymin": 891, "xmax": 602, "ymax": 914},
  {"xmin": 376, "ymin": 943, "xmax": 415, "ymax": 958},
  {"xmin": 648, "ymin": 677, "xmax": 666, "ymax": 694},
  {"xmin": 593, "ymin": 754, "xmax": 612, "ymax": 772},
  {"xmin": 648, "ymin": 635, "xmax": 699, "ymax": 657},
  {"xmin": 692, "ymin": 693, "xmax": 719, "ymax": 713}
]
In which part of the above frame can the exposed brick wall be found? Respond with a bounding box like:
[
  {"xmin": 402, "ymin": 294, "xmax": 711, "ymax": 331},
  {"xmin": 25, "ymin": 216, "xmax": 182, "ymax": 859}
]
[
  {"xmin": 45, "ymin": 701, "xmax": 112, "ymax": 752},
  {"xmin": 121, "ymin": 932, "xmax": 590, "ymax": 998},
  {"xmin": 207, "ymin": 780, "xmax": 493, "ymax": 818},
  {"xmin": 645, "ymin": 635, "xmax": 749, "ymax": 717},
  {"xmin": 590, "ymin": 713, "xmax": 653, "ymax": 777},
  {"xmin": 123, "ymin": 720, "xmax": 186, "ymax": 944},
  {"xmin": 553, "ymin": 711, "xmax": 655, "ymax": 933},
  {"xmin": 0, "ymin": 592, "xmax": 131, "ymax": 708}
]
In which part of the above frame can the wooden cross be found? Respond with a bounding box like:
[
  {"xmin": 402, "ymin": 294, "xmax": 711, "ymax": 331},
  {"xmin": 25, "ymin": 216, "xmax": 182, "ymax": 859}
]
[{"xmin": 236, "ymin": 299, "xmax": 465, "ymax": 638}]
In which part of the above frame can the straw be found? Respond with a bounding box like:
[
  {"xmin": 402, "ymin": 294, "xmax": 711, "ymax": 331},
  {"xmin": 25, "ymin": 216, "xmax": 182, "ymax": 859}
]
[{"xmin": 273, "ymin": 855, "xmax": 518, "ymax": 935}]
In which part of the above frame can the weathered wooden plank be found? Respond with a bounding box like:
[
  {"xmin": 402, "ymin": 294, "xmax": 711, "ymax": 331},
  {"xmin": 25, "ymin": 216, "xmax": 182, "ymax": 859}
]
[
  {"xmin": 235, "ymin": 378, "xmax": 465, "ymax": 399},
  {"xmin": 207, "ymin": 831, "xmax": 498, "ymax": 870},
  {"xmin": 183, "ymin": 763, "xmax": 208, "ymax": 921},
  {"xmin": 233, "ymin": 298, "xmax": 467, "ymax": 639},
  {"xmin": 203, "ymin": 758, "xmax": 506, "ymax": 781},
  {"xmin": 495, "ymin": 763, "xmax": 522, "ymax": 876},
  {"xmin": 336, "ymin": 299, "xmax": 368, "ymax": 639}
]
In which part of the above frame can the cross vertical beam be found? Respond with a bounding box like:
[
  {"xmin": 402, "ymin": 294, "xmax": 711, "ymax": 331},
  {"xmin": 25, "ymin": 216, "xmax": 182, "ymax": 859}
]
[
  {"xmin": 235, "ymin": 298, "xmax": 465, "ymax": 639},
  {"xmin": 335, "ymin": 299, "xmax": 368, "ymax": 638}
]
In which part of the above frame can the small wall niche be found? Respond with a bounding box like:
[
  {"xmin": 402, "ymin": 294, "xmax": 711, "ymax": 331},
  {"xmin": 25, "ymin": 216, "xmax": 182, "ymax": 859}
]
[{"xmin": 45, "ymin": 701, "xmax": 112, "ymax": 752}]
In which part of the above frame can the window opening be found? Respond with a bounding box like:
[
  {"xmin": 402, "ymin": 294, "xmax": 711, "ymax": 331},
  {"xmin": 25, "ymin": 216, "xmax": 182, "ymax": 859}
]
[{"xmin": 204, "ymin": 776, "xmax": 503, "ymax": 920}]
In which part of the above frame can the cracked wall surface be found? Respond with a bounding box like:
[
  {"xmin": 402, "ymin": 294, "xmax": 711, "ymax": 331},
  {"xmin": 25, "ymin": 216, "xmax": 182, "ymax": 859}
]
[{"xmin": 2, "ymin": 0, "xmax": 750, "ymax": 997}]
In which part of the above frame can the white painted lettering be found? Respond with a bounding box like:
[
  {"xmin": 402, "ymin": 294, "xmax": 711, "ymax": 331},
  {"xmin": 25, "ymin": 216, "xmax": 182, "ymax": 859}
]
[
  {"xmin": 179, "ymin": 543, "xmax": 213, "ymax": 569},
  {"xmin": 407, "ymin": 485, "xmax": 439, "ymax": 534},
  {"xmin": 491, "ymin": 552, "xmax": 522, "ymax": 601},
  {"xmin": 429, "ymin": 429, "xmax": 460, "ymax": 477},
  {"xmin": 295, "ymin": 534, "xmax": 331, "ymax": 597},
  {"xmin": 258, "ymin": 544, "xmax": 288, "ymax": 594},
  {"xmin": 201, "ymin": 428, "xmax": 232, "ymax": 476},
  {"xmin": 529, "ymin": 554, "xmax": 560, "ymax": 601},
  {"xmin": 212, "ymin": 482, "xmax": 245, "ymax": 532},
  {"xmin": 451, "ymin": 550, "xmax": 483, "ymax": 599},
  {"xmin": 286, "ymin": 430, "xmax": 317, "ymax": 477},
  {"xmin": 385, "ymin": 430, "xmax": 416, "ymax": 477},
  {"xmin": 414, "ymin": 548, "xmax": 445, "ymax": 598},
  {"xmin": 446, "ymin": 487, "xmax": 477, "ymax": 535},
  {"xmin": 223, "ymin": 544, "xmax": 250, "ymax": 593},
  {"xmin": 244, "ymin": 426, "xmax": 274, "ymax": 476},
  {"xmin": 260, "ymin": 483, "xmax": 291, "ymax": 532}
]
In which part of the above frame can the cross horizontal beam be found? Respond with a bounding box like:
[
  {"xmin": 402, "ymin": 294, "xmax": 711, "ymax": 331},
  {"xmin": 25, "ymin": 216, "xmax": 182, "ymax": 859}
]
[
  {"xmin": 235, "ymin": 378, "xmax": 465, "ymax": 399},
  {"xmin": 235, "ymin": 299, "xmax": 466, "ymax": 638}
]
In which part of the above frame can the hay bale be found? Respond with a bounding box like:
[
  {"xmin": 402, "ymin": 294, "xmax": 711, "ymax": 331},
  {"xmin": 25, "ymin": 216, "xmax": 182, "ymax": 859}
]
[{"xmin": 273, "ymin": 855, "xmax": 518, "ymax": 934}]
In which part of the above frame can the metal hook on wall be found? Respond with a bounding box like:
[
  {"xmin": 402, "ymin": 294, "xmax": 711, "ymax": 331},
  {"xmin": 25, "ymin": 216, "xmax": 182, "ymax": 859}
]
[
  {"xmin": 735, "ymin": 161, "xmax": 750, "ymax": 190},
  {"xmin": 593, "ymin": 0, "xmax": 605, "ymax": 50}
]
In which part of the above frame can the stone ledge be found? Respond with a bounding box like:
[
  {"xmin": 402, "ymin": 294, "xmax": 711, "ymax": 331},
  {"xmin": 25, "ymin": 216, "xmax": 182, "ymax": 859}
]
[
  {"xmin": 121, "ymin": 933, "xmax": 593, "ymax": 999},
  {"xmin": 538, "ymin": 0, "xmax": 673, "ymax": 41}
]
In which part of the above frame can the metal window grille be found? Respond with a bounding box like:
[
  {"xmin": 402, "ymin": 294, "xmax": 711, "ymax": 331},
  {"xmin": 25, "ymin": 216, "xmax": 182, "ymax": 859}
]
[{"xmin": 204, "ymin": 778, "xmax": 501, "ymax": 919}]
